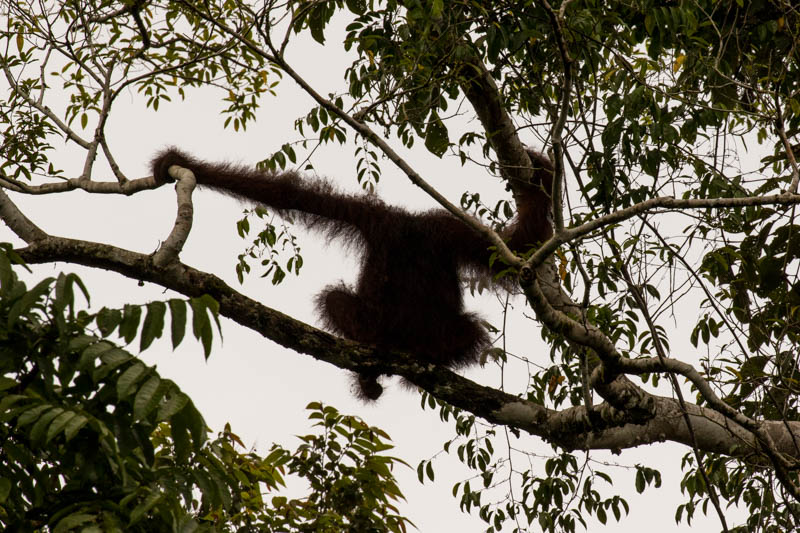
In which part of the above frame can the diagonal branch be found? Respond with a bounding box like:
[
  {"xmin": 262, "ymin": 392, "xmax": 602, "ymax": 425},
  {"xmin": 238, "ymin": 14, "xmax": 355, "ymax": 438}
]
[
  {"xmin": 1, "ymin": 61, "xmax": 90, "ymax": 150},
  {"xmin": 173, "ymin": 2, "xmax": 518, "ymax": 268},
  {"xmin": 611, "ymin": 240, "xmax": 729, "ymax": 531}
]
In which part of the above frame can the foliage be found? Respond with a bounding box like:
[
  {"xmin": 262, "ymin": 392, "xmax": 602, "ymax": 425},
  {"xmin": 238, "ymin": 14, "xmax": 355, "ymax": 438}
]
[
  {"xmin": 0, "ymin": 249, "xmax": 409, "ymax": 532},
  {"xmin": 252, "ymin": 403, "xmax": 411, "ymax": 533}
]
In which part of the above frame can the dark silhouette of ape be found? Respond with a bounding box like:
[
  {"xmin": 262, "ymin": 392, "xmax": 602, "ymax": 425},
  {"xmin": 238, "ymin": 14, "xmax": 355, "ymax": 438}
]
[{"xmin": 151, "ymin": 148, "xmax": 553, "ymax": 399}]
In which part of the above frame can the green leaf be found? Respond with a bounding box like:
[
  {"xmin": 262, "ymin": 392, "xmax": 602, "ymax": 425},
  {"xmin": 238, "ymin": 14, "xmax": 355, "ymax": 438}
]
[
  {"xmin": 92, "ymin": 346, "xmax": 133, "ymax": 381},
  {"xmin": 345, "ymin": 0, "xmax": 366, "ymax": 14},
  {"xmin": 740, "ymin": 356, "xmax": 768, "ymax": 379},
  {"xmin": 184, "ymin": 401, "xmax": 207, "ymax": 449},
  {"xmin": 190, "ymin": 298, "xmax": 212, "ymax": 357},
  {"xmin": 157, "ymin": 391, "xmax": 189, "ymax": 421},
  {"xmin": 190, "ymin": 295, "xmax": 220, "ymax": 358},
  {"xmin": 78, "ymin": 340, "xmax": 114, "ymax": 370},
  {"xmin": 17, "ymin": 404, "xmax": 50, "ymax": 427},
  {"xmin": 46, "ymin": 411, "xmax": 78, "ymax": 443},
  {"xmin": 128, "ymin": 489, "xmax": 162, "ymax": 525},
  {"xmin": 63, "ymin": 413, "xmax": 89, "ymax": 441},
  {"xmin": 171, "ymin": 411, "xmax": 191, "ymax": 463},
  {"xmin": 191, "ymin": 469, "xmax": 219, "ymax": 507},
  {"xmin": 133, "ymin": 376, "xmax": 163, "ymax": 420},
  {"xmin": 168, "ymin": 299, "xmax": 187, "ymax": 348},
  {"xmin": 117, "ymin": 363, "xmax": 148, "ymax": 399},
  {"xmin": 198, "ymin": 294, "xmax": 221, "ymax": 331},
  {"xmin": 426, "ymin": 460, "xmax": 435, "ymax": 481},
  {"xmin": 0, "ymin": 376, "xmax": 18, "ymax": 391},
  {"xmin": 119, "ymin": 304, "xmax": 142, "ymax": 344},
  {"xmin": 54, "ymin": 272, "xmax": 90, "ymax": 316},
  {"xmin": 7, "ymin": 277, "xmax": 53, "ymax": 328},
  {"xmin": 30, "ymin": 407, "xmax": 64, "ymax": 444},
  {"xmin": 54, "ymin": 512, "xmax": 95, "ymax": 533},
  {"xmin": 0, "ymin": 477, "xmax": 11, "ymax": 503},
  {"xmin": 69, "ymin": 334, "xmax": 98, "ymax": 353},
  {"xmin": 597, "ymin": 505, "xmax": 607, "ymax": 524},
  {"xmin": 0, "ymin": 394, "xmax": 28, "ymax": 416},
  {"xmin": 96, "ymin": 307, "xmax": 123, "ymax": 337},
  {"xmin": 431, "ymin": 0, "xmax": 443, "ymax": 18},
  {"xmin": 635, "ymin": 469, "xmax": 645, "ymax": 493},
  {"xmin": 140, "ymin": 301, "xmax": 166, "ymax": 351},
  {"xmin": 424, "ymin": 113, "xmax": 449, "ymax": 157}
]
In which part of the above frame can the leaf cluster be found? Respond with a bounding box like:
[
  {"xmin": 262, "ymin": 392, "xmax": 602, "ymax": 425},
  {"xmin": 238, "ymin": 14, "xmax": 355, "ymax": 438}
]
[{"xmin": 0, "ymin": 249, "xmax": 411, "ymax": 532}]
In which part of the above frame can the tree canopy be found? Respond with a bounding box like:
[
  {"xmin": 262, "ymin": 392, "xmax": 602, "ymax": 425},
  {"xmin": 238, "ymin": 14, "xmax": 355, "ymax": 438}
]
[{"xmin": 1, "ymin": 0, "xmax": 800, "ymax": 531}]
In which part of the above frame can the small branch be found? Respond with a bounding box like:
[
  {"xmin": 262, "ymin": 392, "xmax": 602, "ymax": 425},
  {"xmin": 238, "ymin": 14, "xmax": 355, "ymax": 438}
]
[
  {"xmin": 0, "ymin": 175, "xmax": 159, "ymax": 195},
  {"xmin": 130, "ymin": 2, "xmax": 152, "ymax": 56},
  {"xmin": 87, "ymin": 4, "xmax": 132, "ymax": 23},
  {"xmin": 558, "ymin": 0, "xmax": 577, "ymax": 19},
  {"xmin": 80, "ymin": 60, "xmax": 116, "ymax": 180},
  {"xmin": 36, "ymin": 46, "xmax": 53, "ymax": 105},
  {"xmin": 773, "ymin": 91, "xmax": 800, "ymax": 193},
  {"xmin": 541, "ymin": 0, "xmax": 574, "ymax": 233},
  {"xmin": 100, "ymin": 136, "xmax": 128, "ymax": 184},
  {"xmin": 152, "ymin": 165, "xmax": 196, "ymax": 268},
  {"xmin": 613, "ymin": 243, "xmax": 729, "ymax": 532},
  {"xmin": 0, "ymin": 175, "xmax": 29, "ymax": 193},
  {"xmin": 1, "ymin": 61, "xmax": 90, "ymax": 149},
  {"xmin": 528, "ymin": 191, "xmax": 800, "ymax": 270}
]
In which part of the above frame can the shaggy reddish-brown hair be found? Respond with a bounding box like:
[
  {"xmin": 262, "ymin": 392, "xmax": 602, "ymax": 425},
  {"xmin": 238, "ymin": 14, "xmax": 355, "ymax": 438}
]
[{"xmin": 152, "ymin": 148, "xmax": 553, "ymax": 399}]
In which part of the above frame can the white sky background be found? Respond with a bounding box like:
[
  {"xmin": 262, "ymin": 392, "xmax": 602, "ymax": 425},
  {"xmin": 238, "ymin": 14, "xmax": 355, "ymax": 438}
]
[{"xmin": 1, "ymin": 14, "xmax": 744, "ymax": 532}]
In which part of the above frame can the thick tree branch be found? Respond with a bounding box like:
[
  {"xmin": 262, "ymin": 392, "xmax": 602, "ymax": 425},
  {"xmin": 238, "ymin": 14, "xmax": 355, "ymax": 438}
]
[
  {"xmin": 453, "ymin": 46, "xmax": 667, "ymax": 431},
  {"xmin": 577, "ymin": 398, "xmax": 800, "ymax": 462},
  {"xmin": 11, "ymin": 232, "xmax": 628, "ymax": 444},
  {"xmin": 8, "ymin": 199, "xmax": 800, "ymax": 462},
  {"xmin": 458, "ymin": 55, "xmax": 534, "ymax": 188}
]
